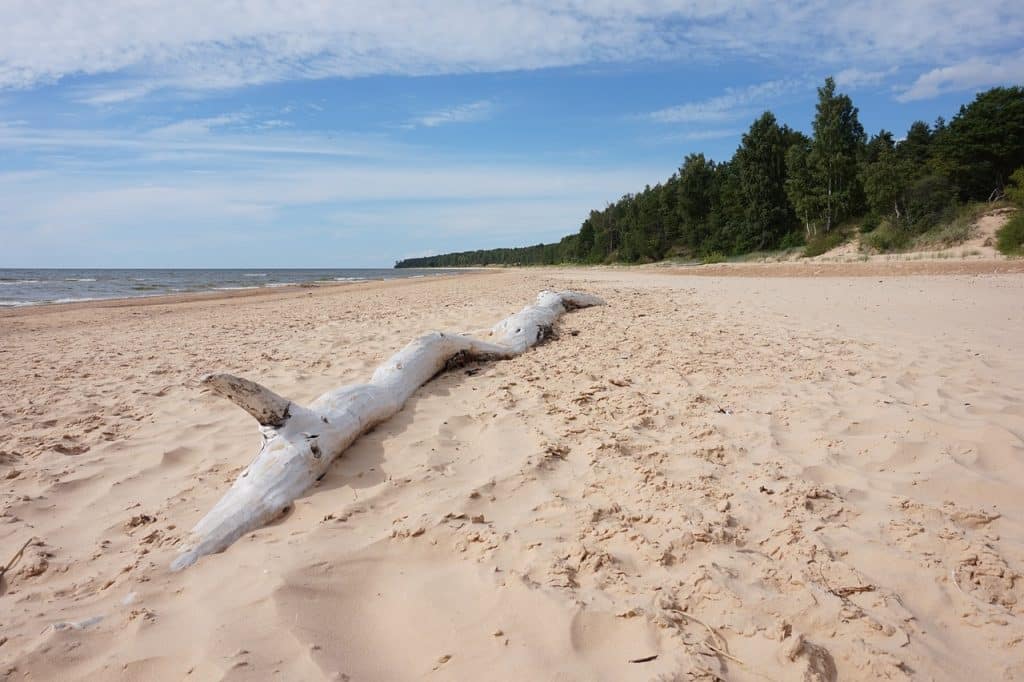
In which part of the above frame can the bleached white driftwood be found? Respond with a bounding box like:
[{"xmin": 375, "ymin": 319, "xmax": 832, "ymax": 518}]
[{"xmin": 171, "ymin": 290, "xmax": 604, "ymax": 570}]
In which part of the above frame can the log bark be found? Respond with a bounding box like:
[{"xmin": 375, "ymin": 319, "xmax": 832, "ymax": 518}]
[{"xmin": 170, "ymin": 290, "xmax": 603, "ymax": 571}]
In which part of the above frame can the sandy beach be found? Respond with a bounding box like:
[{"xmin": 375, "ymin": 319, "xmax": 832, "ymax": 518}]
[{"xmin": 2, "ymin": 268, "xmax": 1023, "ymax": 681}]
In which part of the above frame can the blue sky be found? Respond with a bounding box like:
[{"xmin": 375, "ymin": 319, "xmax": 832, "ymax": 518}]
[{"xmin": 1, "ymin": 2, "xmax": 1022, "ymax": 267}]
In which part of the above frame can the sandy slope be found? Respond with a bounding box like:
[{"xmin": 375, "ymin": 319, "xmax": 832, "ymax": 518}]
[
  {"xmin": 1, "ymin": 270, "xmax": 1023, "ymax": 681},
  {"xmin": 809, "ymin": 207, "xmax": 1016, "ymax": 262},
  {"xmin": 661, "ymin": 207, "xmax": 1021, "ymax": 275}
]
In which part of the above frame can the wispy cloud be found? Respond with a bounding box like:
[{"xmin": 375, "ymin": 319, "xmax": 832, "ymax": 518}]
[
  {"xmin": 896, "ymin": 51, "xmax": 1024, "ymax": 101},
  {"xmin": 72, "ymin": 82, "xmax": 163, "ymax": 106},
  {"xmin": 0, "ymin": 145, "xmax": 664, "ymax": 265},
  {"xmin": 328, "ymin": 197, "xmax": 600, "ymax": 239},
  {"xmin": 835, "ymin": 67, "xmax": 897, "ymax": 90},
  {"xmin": 0, "ymin": 2, "xmax": 1020, "ymax": 101},
  {"xmin": 149, "ymin": 113, "xmax": 249, "ymax": 137},
  {"xmin": 408, "ymin": 100, "xmax": 495, "ymax": 128},
  {"xmin": 672, "ymin": 128, "xmax": 743, "ymax": 141},
  {"xmin": 0, "ymin": 120, "xmax": 390, "ymax": 159},
  {"xmin": 647, "ymin": 80, "xmax": 800, "ymax": 124}
]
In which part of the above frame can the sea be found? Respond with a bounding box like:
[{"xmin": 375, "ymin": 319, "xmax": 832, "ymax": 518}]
[{"xmin": 0, "ymin": 268, "xmax": 463, "ymax": 307}]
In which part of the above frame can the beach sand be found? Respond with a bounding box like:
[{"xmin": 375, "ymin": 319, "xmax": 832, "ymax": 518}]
[{"xmin": 1, "ymin": 268, "xmax": 1022, "ymax": 680}]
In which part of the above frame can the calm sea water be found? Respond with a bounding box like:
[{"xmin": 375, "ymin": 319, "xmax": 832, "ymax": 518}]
[{"xmin": 0, "ymin": 268, "xmax": 465, "ymax": 307}]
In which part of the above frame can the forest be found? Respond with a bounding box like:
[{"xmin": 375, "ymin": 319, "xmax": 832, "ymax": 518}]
[{"xmin": 395, "ymin": 81, "xmax": 1024, "ymax": 268}]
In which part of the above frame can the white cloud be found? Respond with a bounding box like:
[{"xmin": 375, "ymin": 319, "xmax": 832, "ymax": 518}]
[
  {"xmin": 835, "ymin": 67, "xmax": 896, "ymax": 89},
  {"xmin": 647, "ymin": 80, "xmax": 799, "ymax": 124},
  {"xmin": 670, "ymin": 128, "xmax": 743, "ymax": 141},
  {"xmin": 73, "ymin": 82, "xmax": 162, "ymax": 106},
  {"xmin": 409, "ymin": 100, "xmax": 495, "ymax": 128},
  {"xmin": 149, "ymin": 113, "xmax": 250, "ymax": 137},
  {"xmin": 328, "ymin": 198, "xmax": 597, "ymax": 240},
  {"xmin": 896, "ymin": 51, "xmax": 1024, "ymax": 101},
  {"xmin": 0, "ymin": 119, "xmax": 663, "ymax": 228},
  {"xmin": 0, "ymin": 2, "xmax": 675, "ymax": 96},
  {"xmin": 0, "ymin": 120, "xmax": 392, "ymax": 159},
  {"xmin": 0, "ymin": 150, "xmax": 664, "ymax": 265},
  {"xmin": 257, "ymin": 119, "xmax": 292, "ymax": 130},
  {"xmin": 0, "ymin": 2, "xmax": 1020, "ymax": 100}
]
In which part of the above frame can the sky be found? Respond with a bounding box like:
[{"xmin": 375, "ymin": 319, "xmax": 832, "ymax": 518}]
[{"xmin": 1, "ymin": 1, "xmax": 1023, "ymax": 268}]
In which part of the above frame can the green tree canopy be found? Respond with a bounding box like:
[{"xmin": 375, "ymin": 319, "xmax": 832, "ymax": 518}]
[
  {"xmin": 734, "ymin": 112, "xmax": 800, "ymax": 251},
  {"xmin": 809, "ymin": 77, "xmax": 867, "ymax": 231},
  {"xmin": 861, "ymin": 133, "xmax": 908, "ymax": 223},
  {"xmin": 396, "ymin": 84, "xmax": 1024, "ymax": 268},
  {"xmin": 934, "ymin": 86, "xmax": 1024, "ymax": 200}
]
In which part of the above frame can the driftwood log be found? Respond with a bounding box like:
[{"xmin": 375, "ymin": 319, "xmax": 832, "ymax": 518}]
[{"xmin": 171, "ymin": 290, "xmax": 604, "ymax": 570}]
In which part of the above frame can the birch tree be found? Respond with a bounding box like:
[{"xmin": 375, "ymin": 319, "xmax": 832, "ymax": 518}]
[{"xmin": 809, "ymin": 77, "xmax": 866, "ymax": 232}]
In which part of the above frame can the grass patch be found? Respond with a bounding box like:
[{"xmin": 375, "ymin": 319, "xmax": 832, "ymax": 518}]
[
  {"xmin": 997, "ymin": 212, "xmax": 1024, "ymax": 255},
  {"xmin": 861, "ymin": 219, "xmax": 911, "ymax": 253},
  {"xmin": 803, "ymin": 230, "xmax": 847, "ymax": 257},
  {"xmin": 912, "ymin": 202, "xmax": 999, "ymax": 249},
  {"xmin": 725, "ymin": 247, "xmax": 804, "ymax": 263},
  {"xmin": 914, "ymin": 216, "xmax": 973, "ymax": 248},
  {"xmin": 863, "ymin": 202, "xmax": 1015, "ymax": 254},
  {"xmin": 701, "ymin": 251, "xmax": 727, "ymax": 265}
]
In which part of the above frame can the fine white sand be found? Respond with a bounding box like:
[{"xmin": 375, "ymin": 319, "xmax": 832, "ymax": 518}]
[{"xmin": 1, "ymin": 269, "xmax": 1022, "ymax": 680}]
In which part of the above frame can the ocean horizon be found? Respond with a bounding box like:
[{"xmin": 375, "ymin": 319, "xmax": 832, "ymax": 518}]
[{"xmin": 0, "ymin": 267, "xmax": 466, "ymax": 307}]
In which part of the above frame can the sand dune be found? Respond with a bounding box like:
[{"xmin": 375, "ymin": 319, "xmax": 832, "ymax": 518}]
[{"xmin": 1, "ymin": 270, "xmax": 1023, "ymax": 680}]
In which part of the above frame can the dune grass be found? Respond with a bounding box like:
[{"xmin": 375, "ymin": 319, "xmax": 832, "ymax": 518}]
[{"xmin": 997, "ymin": 212, "xmax": 1024, "ymax": 255}]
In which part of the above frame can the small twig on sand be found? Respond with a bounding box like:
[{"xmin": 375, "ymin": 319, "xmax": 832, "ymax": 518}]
[
  {"xmin": 0, "ymin": 537, "xmax": 35, "ymax": 579},
  {"xmin": 833, "ymin": 584, "xmax": 876, "ymax": 598},
  {"xmin": 704, "ymin": 641, "xmax": 746, "ymax": 666},
  {"xmin": 816, "ymin": 562, "xmax": 875, "ymax": 600},
  {"xmin": 678, "ymin": 611, "xmax": 745, "ymax": 665},
  {"xmin": 950, "ymin": 568, "xmax": 966, "ymax": 596}
]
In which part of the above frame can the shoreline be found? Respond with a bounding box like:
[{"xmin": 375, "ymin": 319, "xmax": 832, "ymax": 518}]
[
  {"xmin": 0, "ymin": 271, "xmax": 493, "ymax": 318},
  {"xmin": 5, "ymin": 257, "xmax": 1024, "ymax": 319}
]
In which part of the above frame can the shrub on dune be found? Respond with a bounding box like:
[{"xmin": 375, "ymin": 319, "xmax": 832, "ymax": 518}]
[{"xmin": 996, "ymin": 213, "xmax": 1024, "ymax": 255}]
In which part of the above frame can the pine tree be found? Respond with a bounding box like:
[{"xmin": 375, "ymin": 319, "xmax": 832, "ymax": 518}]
[
  {"xmin": 933, "ymin": 86, "xmax": 1024, "ymax": 200},
  {"xmin": 734, "ymin": 112, "xmax": 799, "ymax": 250},
  {"xmin": 676, "ymin": 153, "xmax": 717, "ymax": 250},
  {"xmin": 899, "ymin": 121, "xmax": 933, "ymax": 168},
  {"xmin": 861, "ymin": 132, "xmax": 907, "ymax": 223}
]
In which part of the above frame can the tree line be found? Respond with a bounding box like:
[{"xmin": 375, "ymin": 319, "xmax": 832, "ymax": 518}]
[{"xmin": 395, "ymin": 81, "xmax": 1024, "ymax": 267}]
